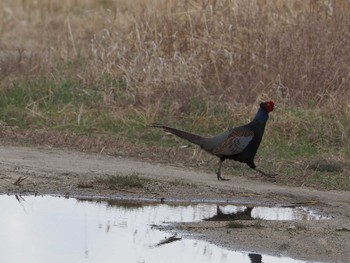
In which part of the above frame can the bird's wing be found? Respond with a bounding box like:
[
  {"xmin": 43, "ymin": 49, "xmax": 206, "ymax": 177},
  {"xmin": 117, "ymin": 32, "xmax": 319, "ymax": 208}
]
[{"xmin": 212, "ymin": 127, "xmax": 254, "ymax": 155}]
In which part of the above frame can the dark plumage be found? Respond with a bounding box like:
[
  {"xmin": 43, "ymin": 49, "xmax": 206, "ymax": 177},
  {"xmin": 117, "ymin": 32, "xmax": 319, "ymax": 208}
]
[{"xmin": 151, "ymin": 101, "xmax": 275, "ymax": 180}]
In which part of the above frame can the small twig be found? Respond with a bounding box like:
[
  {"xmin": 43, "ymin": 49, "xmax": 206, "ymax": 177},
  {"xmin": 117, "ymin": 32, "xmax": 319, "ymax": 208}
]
[
  {"xmin": 66, "ymin": 16, "xmax": 77, "ymax": 57},
  {"xmin": 154, "ymin": 235, "xmax": 182, "ymax": 247},
  {"xmin": 13, "ymin": 176, "xmax": 28, "ymax": 186}
]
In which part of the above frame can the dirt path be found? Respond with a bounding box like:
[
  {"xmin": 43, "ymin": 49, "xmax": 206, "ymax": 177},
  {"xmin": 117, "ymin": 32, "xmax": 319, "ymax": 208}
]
[{"xmin": 0, "ymin": 145, "xmax": 349, "ymax": 262}]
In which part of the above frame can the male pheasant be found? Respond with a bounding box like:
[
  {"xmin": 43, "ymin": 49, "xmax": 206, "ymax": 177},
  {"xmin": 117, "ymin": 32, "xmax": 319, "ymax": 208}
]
[{"xmin": 151, "ymin": 101, "xmax": 275, "ymax": 180}]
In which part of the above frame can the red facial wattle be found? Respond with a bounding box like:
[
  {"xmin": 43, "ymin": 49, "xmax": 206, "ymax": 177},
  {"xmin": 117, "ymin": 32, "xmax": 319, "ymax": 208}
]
[{"xmin": 266, "ymin": 101, "xmax": 275, "ymax": 113}]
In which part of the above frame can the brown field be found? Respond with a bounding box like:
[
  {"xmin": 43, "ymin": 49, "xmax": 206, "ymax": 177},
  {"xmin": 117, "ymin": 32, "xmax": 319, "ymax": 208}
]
[{"xmin": 0, "ymin": 0, "xmax": 350, "ymax": 190}]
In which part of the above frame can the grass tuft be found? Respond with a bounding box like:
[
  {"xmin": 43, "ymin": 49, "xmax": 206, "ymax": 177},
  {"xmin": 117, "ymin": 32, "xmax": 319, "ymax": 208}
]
[
  {"xmin": 97, "ymin": 173, "xmax": 147, "ymax": 189},
  {"xmin": 308, "ymin": 159, "xmax": 344, "ymax": 173}
]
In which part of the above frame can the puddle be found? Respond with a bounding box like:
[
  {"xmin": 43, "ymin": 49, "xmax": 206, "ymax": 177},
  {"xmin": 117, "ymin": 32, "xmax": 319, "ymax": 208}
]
[
  {"xmin": 0, "ymin": 195, "xmax": 327, "ymax": 263},
  {"xmin": 203, "ymin": 205, "xmax": 329, "ymax": 221}
]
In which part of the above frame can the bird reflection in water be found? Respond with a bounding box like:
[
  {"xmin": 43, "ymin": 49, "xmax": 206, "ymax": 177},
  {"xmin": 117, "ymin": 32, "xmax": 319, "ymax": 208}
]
[
  {"xmin": 204, "ymin": 206, "xmax": 254, "ymax": 221},
  {"xmin": 249, "ymin": 253, "xmax": 262, "ymax": 263}
]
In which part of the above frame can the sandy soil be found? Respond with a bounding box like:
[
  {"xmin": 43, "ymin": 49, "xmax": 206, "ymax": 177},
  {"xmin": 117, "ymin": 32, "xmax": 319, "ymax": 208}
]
[{"xmin": 0, "ymin": 145, "xmax": 349, "ymax": 262}]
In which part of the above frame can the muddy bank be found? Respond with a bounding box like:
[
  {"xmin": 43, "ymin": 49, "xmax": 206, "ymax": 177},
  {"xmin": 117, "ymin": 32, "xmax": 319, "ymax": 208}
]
[{"xmin": 0, "ymin": 145, "xmax": 349, "ymax": 262}]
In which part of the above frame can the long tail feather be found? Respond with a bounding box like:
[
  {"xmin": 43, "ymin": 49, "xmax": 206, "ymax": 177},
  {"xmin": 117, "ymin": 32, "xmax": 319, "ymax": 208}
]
[{"xmin": 151, "ymin": 123, "xmax": 204, "ymax": 147}]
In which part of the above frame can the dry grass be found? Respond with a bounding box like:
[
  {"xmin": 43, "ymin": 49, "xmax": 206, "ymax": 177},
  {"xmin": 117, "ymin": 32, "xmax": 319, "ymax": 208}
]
[
  {"xmin": 96, "ymin": 172, "xmax": 147, "ymax": 189},
  {"xmin": 0, "ymin": 0, "xmax": 350, "ymax": 190}
]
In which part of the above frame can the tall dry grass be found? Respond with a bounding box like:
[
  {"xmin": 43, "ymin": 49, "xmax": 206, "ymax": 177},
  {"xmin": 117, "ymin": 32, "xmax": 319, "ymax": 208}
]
[{"xmin": 1, "ymin": 0, "xmax": 350, "ymax": 157}]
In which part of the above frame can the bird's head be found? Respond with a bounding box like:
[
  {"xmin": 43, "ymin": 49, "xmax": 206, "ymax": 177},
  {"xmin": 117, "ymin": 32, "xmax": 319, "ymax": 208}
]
[{"xmin": 260, "ymin": 101, "xmax": 275, "ymax": 113}]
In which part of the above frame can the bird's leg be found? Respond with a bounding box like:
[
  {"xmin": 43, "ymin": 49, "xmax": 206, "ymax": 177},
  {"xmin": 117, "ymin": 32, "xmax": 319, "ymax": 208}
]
[
  {"xmin": 216, "ymin": 159, "xmax": 230, "ymax": 181},
  {"xmin": 253, "ymin": 168, "xmax": 276, "ymax": 178}
]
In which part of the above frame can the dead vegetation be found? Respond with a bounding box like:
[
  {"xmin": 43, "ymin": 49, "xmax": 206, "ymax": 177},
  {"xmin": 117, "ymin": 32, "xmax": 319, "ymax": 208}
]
[
  {"xmin": 96, "ymin": 173, "xmax": 147, "ymax": 189},
  {"xmin": 0, "ymin": 0, "xmax": 350, "ymax": 190}
]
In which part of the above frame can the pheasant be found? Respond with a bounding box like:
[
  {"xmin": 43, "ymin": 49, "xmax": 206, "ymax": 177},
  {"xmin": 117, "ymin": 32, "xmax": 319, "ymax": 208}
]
[{"xmin": 151, "ymin": 101, "xmax": 275, "ymax": 180}]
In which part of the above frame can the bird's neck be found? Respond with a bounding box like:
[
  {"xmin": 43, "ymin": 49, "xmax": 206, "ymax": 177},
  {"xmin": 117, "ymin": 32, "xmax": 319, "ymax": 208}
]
[{"xmin": 253, "ymin": 107, "xmax": 269, "ymax": 123}]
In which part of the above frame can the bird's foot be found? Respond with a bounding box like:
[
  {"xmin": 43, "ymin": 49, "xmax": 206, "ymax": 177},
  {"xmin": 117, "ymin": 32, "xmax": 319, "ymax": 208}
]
[{"xmin": 216, "ymin": 171, "xmax": 230, "ymax": 181}]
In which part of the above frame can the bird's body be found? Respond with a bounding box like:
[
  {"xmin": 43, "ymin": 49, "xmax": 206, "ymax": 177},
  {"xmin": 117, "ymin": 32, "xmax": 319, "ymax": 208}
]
[{"xmin": 152, "ymin": 101, "xmax": 274, "ymax": 180}]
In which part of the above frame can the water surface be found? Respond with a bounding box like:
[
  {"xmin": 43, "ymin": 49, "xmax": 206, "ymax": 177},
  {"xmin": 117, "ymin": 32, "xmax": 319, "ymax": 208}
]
[{"xmin": 0, "ymin": 195, "xmax": 326, "ymax": 263}]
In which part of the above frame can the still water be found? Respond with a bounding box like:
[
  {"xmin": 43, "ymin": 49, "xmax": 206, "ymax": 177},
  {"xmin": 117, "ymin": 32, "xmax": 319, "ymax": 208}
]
[{"xmin": 0, "ymin": 195, "xmax": 326, "ymax": 263}]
